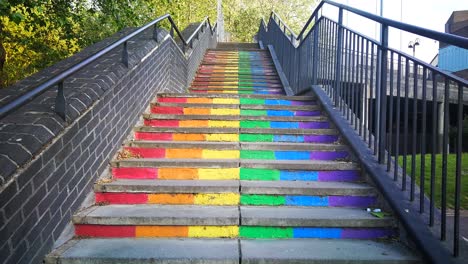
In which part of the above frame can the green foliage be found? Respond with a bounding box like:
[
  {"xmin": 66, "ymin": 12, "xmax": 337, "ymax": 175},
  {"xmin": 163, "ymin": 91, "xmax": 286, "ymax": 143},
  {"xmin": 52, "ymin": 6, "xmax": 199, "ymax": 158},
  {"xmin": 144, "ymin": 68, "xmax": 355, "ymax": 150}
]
[
  {"xmin": 223, "ymin": 0, "xmax": 315, "ymax": 42},
  {"xmin": 0, "ymin": 0, "xmax": 314, "ymax": 88}
]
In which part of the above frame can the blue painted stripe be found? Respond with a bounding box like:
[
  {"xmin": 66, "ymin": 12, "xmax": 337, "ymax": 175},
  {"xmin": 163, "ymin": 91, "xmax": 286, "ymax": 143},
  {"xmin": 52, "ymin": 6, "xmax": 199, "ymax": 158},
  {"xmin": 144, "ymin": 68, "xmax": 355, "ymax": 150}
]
[
  {"xmin": 285, "ymin": 196, "xmax": 329, "ymax": 206},
  {"xmin": 280, "ymin": 171, "xmax": 318, "ymax": 181},
  {"xmin": 266, "ymin": 110, "xmax": 294, "ymax": 116},
  {"xmin": 265, "ymin": 99, "xmax": 291, "ymax": 105},
  {"xmin": 270, "ymin": 121, "xmax": 298, "ymax": 129},
  {"xmin": 275, "ymin": 151, "xmax": 310, "ymax": 160},
  {"xmin": 293, "ymin": 228, "xmax": 342, "ymax": 238},
  {"xmin": 273, "ymin": 135, "xmax": 304, "ymax": 143}
]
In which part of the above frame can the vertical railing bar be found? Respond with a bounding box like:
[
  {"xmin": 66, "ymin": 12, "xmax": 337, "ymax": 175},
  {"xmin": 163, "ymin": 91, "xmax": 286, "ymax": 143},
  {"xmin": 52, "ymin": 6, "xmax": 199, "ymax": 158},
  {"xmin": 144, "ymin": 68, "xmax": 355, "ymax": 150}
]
[
  {"xmin": 394, "ymin": 54, "xmax": 402, "ymax": 181},
  {"xmin": 363, "ymin": 40, "xmax": 369, "ymax": 143},
  {"xmin": 430, "ymin": 71, "xmax": 437, "ymax": 227},
  {"xmin": 55, "ymin": 81, "xmax": 66, "ymax": 120},
  {"xmin": 387, "ymin": 51, "xmax": 394, "ymax": 171},
  {"xmin": 411, "ymin": 62, "xmax": 418, "ymax": 201},
  {"xmin": 354, "ymin": 34, "xmax": 359, "ymax": 130},
  {"xmin": 153, "ymin": 23, "xmax": 159, "ymax": 42},
  {"xmin": 359, "ymin": 36, "xmax": 365, "ymax": 136},
  {"xmin": 350, "ymin": 32, "xmax": 356, "ymax": 125},
  {"xmin": 441, "ymin": 78, "xmax": 449, "ymax": 241},
  {"xmin": 420, "ymin": 67, "xmax": 427, "ymax": 213},
  {"xmin": 369, "ymin": 43, "xmax": 375, "ymax": 148},
  {"xmin": 454, "ymin": 82, "xmax": 463, "ymax": 257},
  {"xmin": 334, "ymin": 8, "xmax": 344, "ymax": 107},
  {"xmin": 378, "ymin": 24, "xmax": 388, "ymax": 163},
  {"xmin": 403, "ymin": 57, "xmax": 410, "ymax": 191},
  {"xmin": 344, "ymin": 30, "xmax": 350, "ymax": 117},
  {"xmin": 122, "ymin": 41, "xmax": 129, "ymax": 67}
]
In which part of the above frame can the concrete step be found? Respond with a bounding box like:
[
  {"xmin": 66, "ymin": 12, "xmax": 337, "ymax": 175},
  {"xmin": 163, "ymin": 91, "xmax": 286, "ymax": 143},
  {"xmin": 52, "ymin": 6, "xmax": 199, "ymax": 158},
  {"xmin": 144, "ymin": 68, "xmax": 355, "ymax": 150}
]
[
  {"xmin": 111, "ymin": 159, "xmax": 358, "ymax": 171},
  {"xmin": 152, "ymin": 102, "xmax": 320, "ymax": 111},
  {"xmin": 94, "ymin": 180, "xmax": 375, "ymax": 207},
  {"xmin": 133, "ymin": 126, "xmax": 340, "ymax": 143},
  {"xmin": 240, "ymin": 206, "xmax": 395, "ymax": 227},
  {"xmin": 157, "ymin": 93, "xmax": 315, "ymax": 100},
  {"xmin": 241, "ymin": 239, "xmax": 421, "ymax": 263},
  {"xmin": 45, "ymin": 238, "xmax": 239, "ymax": 264},
  {"xmin": 143, "ymin": 114, "xmax": 327, "ymax": 122},
  {"xmin": 73, "ymin": 204, "xmax": 239, "ymax": 226}
]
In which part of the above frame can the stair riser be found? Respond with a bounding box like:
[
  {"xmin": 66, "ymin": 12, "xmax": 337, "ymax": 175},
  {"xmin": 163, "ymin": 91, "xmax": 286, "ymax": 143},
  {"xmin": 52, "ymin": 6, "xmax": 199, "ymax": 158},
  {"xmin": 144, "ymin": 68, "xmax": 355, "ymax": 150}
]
[
  {"xmin": 111, "ymin": 168, "xmax": 360, "ymax": 181},
  {"xmin": 122, "ymin": 147, "xmax": 349, "ymax": 161},
  {"xmin": 143, "ymin": 120, "xmax": 331, "ymax": 129},
  {"xmin": 95, "ymin": 193, "xmax": 376, "ymax": 207},
  {"xmin": 134, "ymin": 132, "xmax": 339, "ymax": 143},
  {"xmin": 190, "ymin": 90, "xmax": 284, "ymax": 95},
  {"xmin": 75, "ymin": 225, "xmax": 394, "ymax": 239},
  {"xmin": 151, "ymin": 106, "xmax": 321, "ymax": 116},
  {"xmin": 157, "ymin": 97, "xmax": 314, "ymax": 106}
]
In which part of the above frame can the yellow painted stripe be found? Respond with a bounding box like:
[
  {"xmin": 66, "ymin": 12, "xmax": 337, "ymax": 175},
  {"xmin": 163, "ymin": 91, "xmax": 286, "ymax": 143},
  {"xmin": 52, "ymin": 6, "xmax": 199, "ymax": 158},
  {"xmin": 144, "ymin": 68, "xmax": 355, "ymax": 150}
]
[
  {"xmin": 208, "ymin": 120, "xmax": 240, "ymax": 128},
  {"xmin": 194, "ymin": 193, "xmax": 240, "ymax": 205},
  {"xmin": 188, "ymin": 226, "xmax": 239, "ymax": 238},
  {"xmin": 198, "ymin": 168, "xmax": 240, "ymax": 180},
  {"xmin": 211, "ymin": 108, "xmax": 240, "ymax": 115},
  {"xmin": 212, "ymin": 98, "xmax": 239, "ymax": 104},
  {"xmin": 205, "ymin": 134, "xmax": 239, "ymax": 142},
  {"xmin": 202, "ymin": 149, "xmax": 240, "ymax": 159}
]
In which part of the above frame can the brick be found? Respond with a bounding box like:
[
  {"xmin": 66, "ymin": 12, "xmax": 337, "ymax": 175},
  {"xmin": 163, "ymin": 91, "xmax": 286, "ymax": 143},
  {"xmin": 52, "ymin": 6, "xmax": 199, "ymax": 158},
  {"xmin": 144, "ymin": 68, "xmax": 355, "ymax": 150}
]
[
  {"xmin": 32, "ymin": 160, "xmax": 56, "ymax": 190},
  {"xmin": 25, "ymin": 210, "xmax": 50, "ymax": 247},
  {"xmin": 33, "ymin": 117, "xmax": 64, "ymax": 136},
  {"xmin": 40, "ymin": 137, "xmax": 64, "ymax": 165},
  {"xmin": 16, "ymin": 158, "xmax": 41, "ymax": 188},
  {"xmin": 23, "ymin": 184, "xmax": 46, "ymax": 217},
  {"xmin": 7, "ymin": 134, "xmax": 42, "ymax": 156},
  {"xmin": 5, "ymin": 240, "xmax": 27, "ymax": 264},
  {"xmin": 0, "ymin": 156, "xmax": 17, "ymax": 185},
  {"xmin": 3, "ymin": 183, "xmax": 32, "ymax": 220},
  {"xmin": 0, "ymin": 142, "xmax": 32, "ymax": 166},
  {"xmin": 10, "ymin": 208, "xmax": 38, "ymax": 246},
  {"xmin": 0, "ymin": 210, "xmax": 23, "ymax": 246}
]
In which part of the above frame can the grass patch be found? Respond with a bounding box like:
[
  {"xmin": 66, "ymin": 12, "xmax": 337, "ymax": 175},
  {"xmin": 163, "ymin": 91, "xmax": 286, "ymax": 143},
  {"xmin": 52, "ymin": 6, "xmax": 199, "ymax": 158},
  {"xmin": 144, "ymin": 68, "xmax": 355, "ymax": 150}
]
[{"xmin": 398, "ymin": 153, "xmax": 468, "ymax": 209}]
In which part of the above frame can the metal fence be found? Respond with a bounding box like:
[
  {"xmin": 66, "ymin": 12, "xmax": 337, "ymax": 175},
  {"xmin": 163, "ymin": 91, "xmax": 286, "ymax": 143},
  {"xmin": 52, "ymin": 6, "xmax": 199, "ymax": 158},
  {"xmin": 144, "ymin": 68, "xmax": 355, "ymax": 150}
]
[{"xmin": 258, "ymin": 0, "xmax": 468, "ymax": 262}]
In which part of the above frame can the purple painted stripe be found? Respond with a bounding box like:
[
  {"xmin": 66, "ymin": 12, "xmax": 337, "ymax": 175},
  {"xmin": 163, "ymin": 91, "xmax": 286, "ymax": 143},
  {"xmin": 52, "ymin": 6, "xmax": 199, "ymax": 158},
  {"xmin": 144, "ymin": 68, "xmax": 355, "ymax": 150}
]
[
  {"xmin": 328, "ymin": 196, "xmax": 377, "ymax": 207},
  {"xmin": 341, "ymin": 228, "xmax": 396, "ymax": 239},
  {"xmin": 309, "ymin": 151, "xmax": 349, "ymax": 160},
  {"xmin": 295, "ymin": 110, "xmax": 321, "ymax": 116},
  {"xmin": 299, "ymin": 122, "xmax": 330, "ymax": 129},
  {"xmin": 303, "ymin": 135, "xmax": 339, "ymax": 143},
  {"xmin": 318, "ymin": 170, "xmax": 361, "ymax": 181},
  {"xmin": 291, "ymin": 101, "xmax": 311, "ymax": 106}
]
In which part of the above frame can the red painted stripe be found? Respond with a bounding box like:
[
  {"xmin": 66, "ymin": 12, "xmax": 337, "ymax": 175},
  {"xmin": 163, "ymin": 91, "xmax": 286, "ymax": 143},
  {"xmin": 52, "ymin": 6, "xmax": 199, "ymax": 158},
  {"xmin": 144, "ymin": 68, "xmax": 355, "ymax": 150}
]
[
  {"xmin": 112, "ymin": 168, "xmax": 158, "ymax": 179},
  {"xmin": 151, "ymin": 106, "xmax": 184, "ymax": 114},
  {"xmin": 134, "ymin": 132, "xmax": 173, "ymax": 140},
  {"xmin": 124, "ymin": 147, "xmax": 165, "ymax": 158},
  {"xmin": 158, "ymin": 97, "xmax": 187, "ymax": 103},
  {"xmin": 144, "ymin": 119, "xmax": 179, "ymax": 127},
  {"xmin": 190, "ymin": 90, "xmax": 207, "ymax": 93},
  {"xmin": 95, "ymin": 193, "xmax": 148, "ymax": 204},
  {"xmin": 75, "ymin": 225, "xmax": 135, "ymax": 238}
]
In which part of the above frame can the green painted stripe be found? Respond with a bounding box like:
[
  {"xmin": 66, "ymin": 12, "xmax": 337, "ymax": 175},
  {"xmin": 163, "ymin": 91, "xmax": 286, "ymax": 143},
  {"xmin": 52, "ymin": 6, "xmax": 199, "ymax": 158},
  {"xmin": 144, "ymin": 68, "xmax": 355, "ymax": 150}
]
[
  {"xmin": 240, "ymin": 98, "xmax": 265, "ymax": 105},
  {"xmin": 241, "ymin": 109, "xmax": 267, "ymax": 116},
  {"xmin": 241, "ymin": 195, "xmax": 285, "ymax": 205},
  {"xmin": 238, "ymin": 90, "xmax": 254, "ymax": 94},
  {"xmin": 240, "ymin": 120, "xmax": 270, "ymax": 128},
  {"xmin": 240, "ymin": 226, "xmax": 293, "ymax": 238},
  {"xmin": 240, "ymin": 150, "xmax": 275, "ymax": 159},
  {"xmin": 240, "ymin": 168, "xmax": 280, "ymax": 180},
  {"xmin": 239, "ymin": 134, "xmax": 273, "ymax": 142}
]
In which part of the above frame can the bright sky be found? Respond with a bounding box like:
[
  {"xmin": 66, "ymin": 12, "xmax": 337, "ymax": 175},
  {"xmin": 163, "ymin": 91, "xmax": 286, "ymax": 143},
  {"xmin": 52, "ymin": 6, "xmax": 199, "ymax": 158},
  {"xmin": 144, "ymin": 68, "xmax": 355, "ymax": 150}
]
[{"xmin": 320, "ymin": 0, "xmax": 468, "ymax": 63}]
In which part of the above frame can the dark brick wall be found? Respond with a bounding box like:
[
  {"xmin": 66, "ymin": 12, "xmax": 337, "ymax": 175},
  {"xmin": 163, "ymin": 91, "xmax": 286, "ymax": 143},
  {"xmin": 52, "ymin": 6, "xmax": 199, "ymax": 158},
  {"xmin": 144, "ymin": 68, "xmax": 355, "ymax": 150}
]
[{"xmin": 0, "ymin": 24, "xmax": 216, "ymax": 264}]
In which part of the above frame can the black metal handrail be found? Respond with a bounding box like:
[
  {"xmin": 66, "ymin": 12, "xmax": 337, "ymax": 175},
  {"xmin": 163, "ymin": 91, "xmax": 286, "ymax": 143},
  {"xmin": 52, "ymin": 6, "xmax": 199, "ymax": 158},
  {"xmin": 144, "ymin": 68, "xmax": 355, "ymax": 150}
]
[
  {"xmin": 0, "ymin": 14, "xmax": 216, "ymax": 120},
  {"xmin": 258, "ymin": 1, "xmax": 467, "ymax": 263}
]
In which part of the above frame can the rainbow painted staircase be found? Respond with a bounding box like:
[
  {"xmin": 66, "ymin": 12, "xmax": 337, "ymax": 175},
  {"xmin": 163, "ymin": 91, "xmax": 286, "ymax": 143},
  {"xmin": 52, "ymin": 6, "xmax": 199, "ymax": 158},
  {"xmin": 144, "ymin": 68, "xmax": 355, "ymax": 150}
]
[{"xmin": 46, "ymin": 43, "xmax": 419, "ymax": 263}]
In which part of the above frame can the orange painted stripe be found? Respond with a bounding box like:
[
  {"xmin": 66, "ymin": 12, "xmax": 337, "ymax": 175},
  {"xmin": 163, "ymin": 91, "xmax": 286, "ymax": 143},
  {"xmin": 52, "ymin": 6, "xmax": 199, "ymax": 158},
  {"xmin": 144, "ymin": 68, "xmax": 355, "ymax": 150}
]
[
  {"xmin": 136, "ymin": 226, "xmax": 188, "ymax": 238},
  {"xmin": 187, "ymin": 98, "xmax": 212, "ymax": 104},
  {"xmin": 179, "ymin": 120, "xmax": 209, "ymax": 127},
  {"xmin": 166, "ymin": 148, "xmax": 202, "ymax": 159},
  {"xmin": 184, "ymin": 108, "xmax": 211, "ymax": 115},
  {"xmin": 148, "ymin": 194, "xmax": 195, "ymax": 204},
  {"xmin": 173, "ymin": 133, "xmax": 206, "ymax": 141},
  {"xmin": 158, "ymin": 168, "xmax": 198, "ymax": 179}
]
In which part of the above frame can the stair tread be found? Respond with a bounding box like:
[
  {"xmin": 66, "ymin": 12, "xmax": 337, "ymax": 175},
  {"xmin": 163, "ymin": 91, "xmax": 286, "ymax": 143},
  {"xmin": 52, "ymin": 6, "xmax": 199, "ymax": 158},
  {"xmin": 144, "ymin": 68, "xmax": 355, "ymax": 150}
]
[
  {"xmin": 134, "ymin": 126, "xmax": 339, "ymax": 135},
  {"xmin": 157, "ymin": 93, "xmax": 315, "ymax": 100},
  {"xmin": 241, "ymin": 206, "xmax": 394, "ymax": 227},
  {"xmin": 143, "ymin": 114, "xmax": 326, "ymax": 121},
  {"xmin": 73, "ymin": 205, "xmax": 239, "ymax": 225},
  {"xmin": 153, "ymin": 102, "xmax": 319, "ymax": 110},
  {"xmin": 241, "ymin": 180, "xmax": 374, "ymax": 195},
  {"xmin": 46, "ymin": 238, "xmax": 239, "ymax": 264},
  {"xmin": 241, "ymin": 239, "xmax": 420, "ymax": 263}
]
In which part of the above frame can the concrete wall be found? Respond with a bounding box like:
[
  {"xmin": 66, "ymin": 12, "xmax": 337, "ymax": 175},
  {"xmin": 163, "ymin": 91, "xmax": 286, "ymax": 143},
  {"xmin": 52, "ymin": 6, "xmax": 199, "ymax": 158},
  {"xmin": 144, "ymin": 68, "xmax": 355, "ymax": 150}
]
[{"xmin": 0, "ymin": 24, "xmax": 216, "ymax": 264}]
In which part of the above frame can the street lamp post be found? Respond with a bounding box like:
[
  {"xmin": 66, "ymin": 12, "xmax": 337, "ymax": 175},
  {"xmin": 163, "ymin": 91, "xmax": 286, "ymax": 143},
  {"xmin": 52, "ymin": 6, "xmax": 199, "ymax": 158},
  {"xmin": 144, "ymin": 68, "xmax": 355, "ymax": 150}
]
[{"xmin": 408, "ymin": 38, "xmax": 420, "ymax": 57}]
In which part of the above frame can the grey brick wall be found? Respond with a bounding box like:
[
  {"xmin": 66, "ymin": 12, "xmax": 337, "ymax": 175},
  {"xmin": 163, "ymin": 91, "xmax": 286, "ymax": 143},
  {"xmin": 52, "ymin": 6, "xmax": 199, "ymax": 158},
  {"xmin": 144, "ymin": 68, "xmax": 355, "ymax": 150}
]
[{"xmin": 0, "ymin": 24, "xmax": 216, "ymax": 264}]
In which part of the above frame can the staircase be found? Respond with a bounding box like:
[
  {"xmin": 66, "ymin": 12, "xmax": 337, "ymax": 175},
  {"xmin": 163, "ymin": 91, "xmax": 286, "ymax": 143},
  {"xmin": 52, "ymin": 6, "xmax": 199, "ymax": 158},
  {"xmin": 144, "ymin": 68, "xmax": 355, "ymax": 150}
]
[{"xmin": 46, "ymin": 43, "xmax": 420, "ymax": 263}]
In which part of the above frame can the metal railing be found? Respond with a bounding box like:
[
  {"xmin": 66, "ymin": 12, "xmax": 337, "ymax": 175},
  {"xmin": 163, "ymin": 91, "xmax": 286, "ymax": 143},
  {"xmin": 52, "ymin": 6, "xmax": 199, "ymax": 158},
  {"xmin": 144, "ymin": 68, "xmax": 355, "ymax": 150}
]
[
  {"xmin": 258, "ymin": 0, "xmax": 467, "ymax": 262},
  {"xmin": 0, "ymin": 15, "xmax": 216, "ymax": 120}
]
